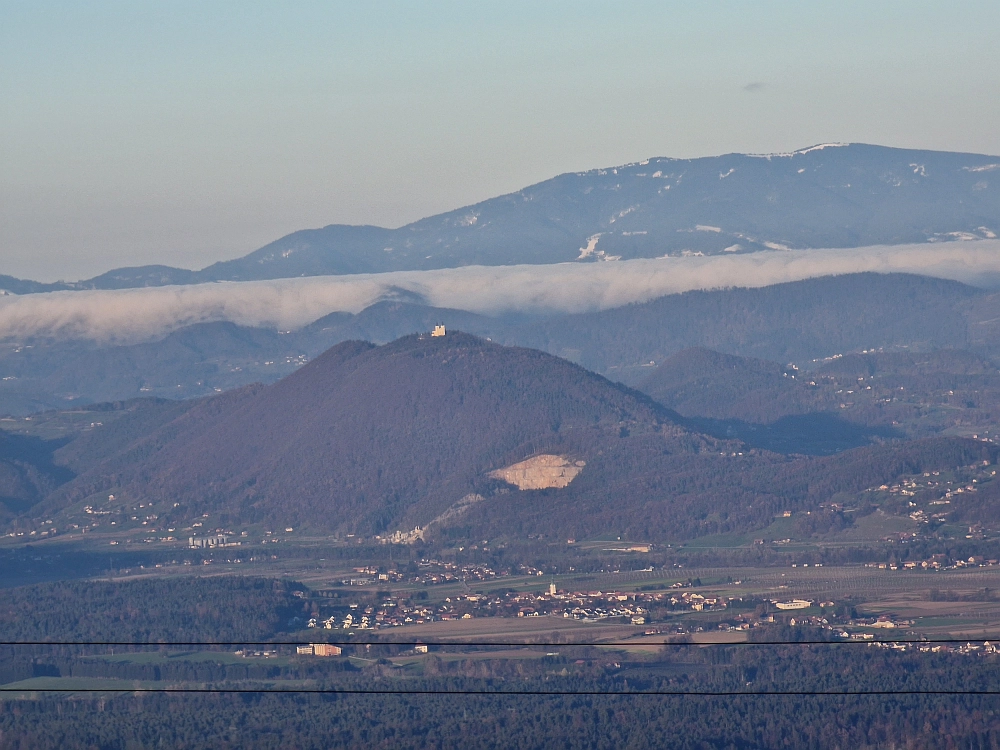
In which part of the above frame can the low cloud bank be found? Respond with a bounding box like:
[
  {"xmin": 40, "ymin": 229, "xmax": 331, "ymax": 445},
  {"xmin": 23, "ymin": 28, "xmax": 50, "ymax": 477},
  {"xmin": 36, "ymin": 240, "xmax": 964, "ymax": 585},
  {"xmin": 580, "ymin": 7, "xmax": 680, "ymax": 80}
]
[{"xmin": 3, "ymin": 241, "xmax": 1000, "ymax": 344}]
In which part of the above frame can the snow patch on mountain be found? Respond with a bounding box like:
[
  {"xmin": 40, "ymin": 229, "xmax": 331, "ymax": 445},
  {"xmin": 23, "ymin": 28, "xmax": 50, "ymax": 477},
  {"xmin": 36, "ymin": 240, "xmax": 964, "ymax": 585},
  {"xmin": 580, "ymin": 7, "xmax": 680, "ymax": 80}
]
[
  {"xmin": 578, "ymin": 234, "xmax": 602, "ymax": 259},
  {"xmin": 749, "ymin": 143, "xmax": 848, "ymax": 159}
]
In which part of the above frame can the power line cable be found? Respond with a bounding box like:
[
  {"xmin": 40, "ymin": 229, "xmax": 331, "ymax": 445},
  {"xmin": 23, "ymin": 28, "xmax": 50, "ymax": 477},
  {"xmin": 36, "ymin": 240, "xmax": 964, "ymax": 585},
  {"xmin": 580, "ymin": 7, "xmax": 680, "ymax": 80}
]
[
  {"xmin": 3, "ymin": 687, "xmax": 1000, "ymax": 696},
  {"xmin": 0, "ymin": 639, "xmax": 997, "ymax": 647}
]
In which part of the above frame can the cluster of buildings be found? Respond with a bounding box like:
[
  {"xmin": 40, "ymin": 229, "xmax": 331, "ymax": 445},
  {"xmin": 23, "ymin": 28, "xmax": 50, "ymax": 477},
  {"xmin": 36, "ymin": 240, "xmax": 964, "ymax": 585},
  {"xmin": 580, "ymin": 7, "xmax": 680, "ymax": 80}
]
[
  {"xmin": 298, "ymin": 589, "xmax": 938, "ymax": 636},
  {"xmin": 374, "ymin": 527, "xmax": 426, "ymax": 545},
  {"xmin": 306, "ymin": 586, "xmax": 737, "ymax": 632},
  {"xmin": 758, "ymin": 613, "xmax": 918, "ymax": 634},
  {"xmin": 866, "ymin": 466, "xmax": 995, "ymax": 507},
  {"xmin": 339, "ymin": 561, "xmax": 505, "ymax": 587},
  {"xmin": 843, "ymin": 615, "xmax": 915, "ymax": 630},
  {"xmin": 233, "ymin": 649, "xmax": 278, "ymax": 658},
  {"xmin": 863, "ymin": 556, "xmax": 998, "ymax": 571},
  {"xmin": 308, "ymin": 598, "xmax": 439, "ymax": 630},
  {"xmin": 456, "ymin": 585, "xmax": 654, "ymax": 623},
  {"xmin": 868, "ymin": 640, "xmax": 1000, "ymax": 656},
  {"xmin": 188, "ymin": 534, "xmax": 241, "ymax": 549},
  {"xmin": 337, "ymin": 566, "xmax": 405, "ymax": 586},
  {"xmin": 441, "ymin": 587, "xmax": 733, "ymax": 623}
]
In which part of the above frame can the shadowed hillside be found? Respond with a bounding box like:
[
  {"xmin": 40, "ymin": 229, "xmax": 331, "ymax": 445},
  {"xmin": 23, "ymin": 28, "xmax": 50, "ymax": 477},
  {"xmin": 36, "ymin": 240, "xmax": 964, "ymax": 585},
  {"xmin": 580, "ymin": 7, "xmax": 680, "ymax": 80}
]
[
  {"xmin": 638, "ymin": 347, "xmax": 825, "ymax": 422},
  {"xmin": 511, "ymin": 273, "xmax": 985, "ymax": 380},
  {"xmin": 0, "ymin": 432, "xmax": 73, "ymax": 520},
  {"xmin": 23, "ymin": 334, "xmax": 999, "ymax": 543},
  {"xmin": 636, "ymin": 345, "xmax": 1000, "ymax": 452},
  {"xmin": 43, "ymin": 333, "xmax": 703, "ymax": 534}
]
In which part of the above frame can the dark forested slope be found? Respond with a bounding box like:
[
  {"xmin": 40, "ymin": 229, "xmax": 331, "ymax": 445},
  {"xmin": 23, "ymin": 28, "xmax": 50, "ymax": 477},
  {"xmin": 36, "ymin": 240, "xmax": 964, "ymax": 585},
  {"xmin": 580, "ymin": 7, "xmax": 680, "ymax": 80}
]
[
  {"xmin": 44, "ymin": 333, "xmax": 705, "ymax": 534},
  {"xmin": 25, "ymin": 333, "xmax": 998, "ymax": 543},
  {"xmin": 511, "ymin": 273, "xmax": 986, "ymax": 378},
  {"xmin": 636, "ymin": 345, "xmax": 1000, "ymax": 452},
  {"xmin": 0, "ymin": 432, "xmax": 72, "ymax": 520},
  {"xmin": 460, "ymin": 435, "xmax": 998, "ymax": 541},
  {"xmin": 0, "ymin": 577, "xmax": 300, "ymax": 642},
  {"xmin": 637, "ymin": 347, "xmax": 826, "ymax": 422}
]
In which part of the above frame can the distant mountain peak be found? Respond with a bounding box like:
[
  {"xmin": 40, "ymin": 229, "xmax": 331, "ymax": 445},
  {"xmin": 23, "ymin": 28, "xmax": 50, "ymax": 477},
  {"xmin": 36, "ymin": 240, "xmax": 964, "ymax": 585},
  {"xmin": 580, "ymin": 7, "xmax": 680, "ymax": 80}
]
[{"xmin": 4, "ymin": 143, "xmax": 999, "ymax": 291}]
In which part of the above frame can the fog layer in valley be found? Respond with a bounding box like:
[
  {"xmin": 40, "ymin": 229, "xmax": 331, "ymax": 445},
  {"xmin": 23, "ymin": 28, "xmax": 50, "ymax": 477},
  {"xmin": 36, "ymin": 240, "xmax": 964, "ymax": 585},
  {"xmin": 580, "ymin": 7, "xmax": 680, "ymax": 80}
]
[{"xmin": 3, "ymin": 240, "xmax": 1000, "ymax": 343}]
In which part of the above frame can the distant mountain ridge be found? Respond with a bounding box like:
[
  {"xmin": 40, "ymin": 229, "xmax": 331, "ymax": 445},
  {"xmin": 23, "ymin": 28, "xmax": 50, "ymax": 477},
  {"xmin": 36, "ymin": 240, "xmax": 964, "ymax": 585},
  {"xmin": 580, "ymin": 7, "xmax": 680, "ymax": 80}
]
[{"xmin": 3, "ymin": 143, "xmax": 999, "ymax": 291}]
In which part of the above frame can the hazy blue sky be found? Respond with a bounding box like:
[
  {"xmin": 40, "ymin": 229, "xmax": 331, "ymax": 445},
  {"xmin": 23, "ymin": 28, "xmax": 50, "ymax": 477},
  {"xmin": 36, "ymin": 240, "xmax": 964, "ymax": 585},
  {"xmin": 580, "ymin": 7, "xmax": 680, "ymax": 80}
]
[{"xmin": 3, "ymin": 1, "xmax": 999, "ymax": 281}]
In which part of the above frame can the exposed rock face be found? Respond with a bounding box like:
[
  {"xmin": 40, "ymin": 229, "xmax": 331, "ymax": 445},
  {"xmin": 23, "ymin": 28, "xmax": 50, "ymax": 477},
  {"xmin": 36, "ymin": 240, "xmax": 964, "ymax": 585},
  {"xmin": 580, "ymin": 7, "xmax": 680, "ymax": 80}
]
[
  {"xmin": 429, "ymin": 493, "xmax": 486, "ymax": 527},
  {"xmin": 489, "ymin": 455, "xmax": 585, "ymax": 490}
]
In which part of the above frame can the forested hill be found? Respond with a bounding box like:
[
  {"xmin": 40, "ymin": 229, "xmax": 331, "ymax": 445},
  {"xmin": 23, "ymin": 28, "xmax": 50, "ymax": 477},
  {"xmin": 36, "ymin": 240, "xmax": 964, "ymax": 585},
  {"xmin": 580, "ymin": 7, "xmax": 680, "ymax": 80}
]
[
  {"xmin": 2, "ymin": 143, "xmax": 999, "ymax": 290},
  {"xmin": 638, "ymin": 348, "xmax": 815, "ymax": 422},
  {"xmin": 511, "ymin": 272, "xmax": 988, "ymax": 379},
  {"xmin": 41, "ymin": 333, "xmax": 704, "ymax": 535},
  {"xmin": 0, "ymin": 431, "xmax": 72, "ymax": 518},
  {"xmin": 21, "ymin": 333, "xmax": 1000, "ymax": 543},
  {"xmin": 635, "ymin": 345, "xmax": 1000, "ymax": 447}
]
